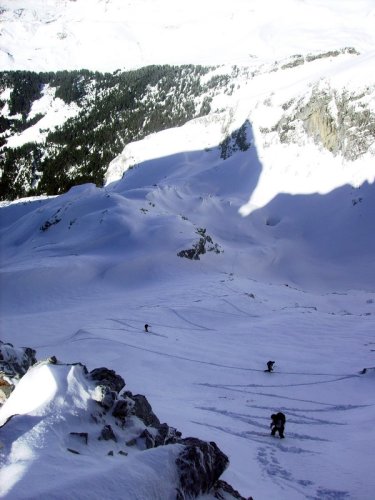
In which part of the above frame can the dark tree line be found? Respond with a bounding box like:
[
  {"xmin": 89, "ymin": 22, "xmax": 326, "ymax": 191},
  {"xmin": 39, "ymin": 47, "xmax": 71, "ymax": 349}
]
[{"xmin": 0, "ymin": 65, "xmax": 231, "ymax": 200}]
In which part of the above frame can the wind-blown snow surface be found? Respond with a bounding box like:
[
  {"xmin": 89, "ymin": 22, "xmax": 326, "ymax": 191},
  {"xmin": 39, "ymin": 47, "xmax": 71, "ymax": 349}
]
[
  {"xmin": 1, "ymin": 0, "xmax": 375, "ymax": 71},
  {"xmin": 1, "ymin": 138, "xmax": 375, "ymax": 499}
]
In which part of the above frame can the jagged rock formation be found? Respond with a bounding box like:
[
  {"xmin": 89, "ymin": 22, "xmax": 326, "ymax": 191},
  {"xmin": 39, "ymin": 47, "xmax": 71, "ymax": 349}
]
[
  {"xmin": 178, "ymin": 228, "xmax": 223, "ymax": 260},
  {"xmin": 276, "ymin": 84, "xmax": 375, "ymax": 160},
  {"xmin": 0, "ymin": 343, "xmax": 250, "ymax": 499},
  {"xmin": 176, "ymin": 438, "xmax": 229, "ymax": 498},
  {"xmin": 0, "ymin": 340, "xmax": 36, "ymax": 403}
]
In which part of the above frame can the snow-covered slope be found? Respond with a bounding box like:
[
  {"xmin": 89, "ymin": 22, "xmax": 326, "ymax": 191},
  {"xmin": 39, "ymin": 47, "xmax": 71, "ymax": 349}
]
[
  {"xmin": 1, "ymin": 0, "xmax": 375, "ymax": 71},
  {"xmin": 1, "ymin": 1, "xmax": 375, "ymax": 499},
  {"xmin": 2, "ymin": 49, "xmax": 375, "ymax": 203},
  {"xmin": 1, "ymin": 126, "xmax": 375, "ymax": 498}
]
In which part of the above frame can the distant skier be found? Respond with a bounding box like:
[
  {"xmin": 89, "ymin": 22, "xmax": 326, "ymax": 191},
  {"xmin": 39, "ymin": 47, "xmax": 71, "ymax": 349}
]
[
  {"xmin": 270, "ymin": 412, "xmax": 286, "ymax": 438},
  {"xmin": 266, "ymin": 360, "xmax": 275, "ymax": 372},
  {"xmin": 144, "ymin": 324, "xmax": 149, "ymax": 333}
]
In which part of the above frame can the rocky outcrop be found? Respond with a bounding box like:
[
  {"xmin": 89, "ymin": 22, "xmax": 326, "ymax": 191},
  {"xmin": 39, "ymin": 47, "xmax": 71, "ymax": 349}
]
[
  {"xmin": 89, "ymin": 367, "xmax": 125, "ymax": 393},
  {"xmin": 131, "ymin": 393, "xmax": 161, "ymax": 427},
  {"xmin": 212, "ymin": 480, "xmax": 253, "ymax": 499},
  {"xmin": 178, "ymin": 228, "xmax": 222, "ymax": 260},
  {"xmin": 100, "ymin": 424, "xmax": 117, "ymax": 442},
  {"xmin": 276, "ymin": 84, "xmax": 375, "ymax": 160},
  {"xmin": 89, "ymin": 367, "xmax": 125, "ymax": 409},
  {"xmin": 219, "ymin": 121, "xmax": 251, "ymax": 160},
  {"xmin": 0, "ymin": 343, "xmax": 250, "ymax": 499},
  {"xmin": 0, "ymin": 341, "xmax": 37, "ymax": 379},
  {"xmin": 0, "ymin": 378, "xmax": 12, "ymax": 404},
  {"xmin": 0, "ymin": 340, "xmax": 37, "ymax": 403},
  {"xmin": 176, "ymin": 438, "xmax": 229, "ymax": 499}
]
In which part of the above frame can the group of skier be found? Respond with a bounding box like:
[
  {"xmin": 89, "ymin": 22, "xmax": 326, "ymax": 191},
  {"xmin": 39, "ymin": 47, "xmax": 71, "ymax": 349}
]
[
  {"xmin": 265, "ymin": 360, "xmax": 286, "ymax": 438},
  {"xmin": 144, "ymin": 324, "xmax": 287, "ymax": 439}
]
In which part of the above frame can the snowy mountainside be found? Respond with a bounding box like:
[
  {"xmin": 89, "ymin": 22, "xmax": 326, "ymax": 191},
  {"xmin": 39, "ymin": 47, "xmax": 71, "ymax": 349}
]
[
  {"xmin": 1, "ymin": 124, "xmax": 375, "ymax": 498},
  {"xmin": 1, "ymin": 51, "xmax": 375, "ymax": 292},
  {"xmin": 1, "ymin": 49, "xmax": 375, "ymax": 203},
  {"xmin": 1, "ymin": 183, "xmax": 375, "ymax": 500},
  {"xmin": 1, "ymin": 1, "xmax": 375, "ymax": 498},
  {"xmin": 0, "ymin": 65, "xmax": 222, "ymax": 199}
]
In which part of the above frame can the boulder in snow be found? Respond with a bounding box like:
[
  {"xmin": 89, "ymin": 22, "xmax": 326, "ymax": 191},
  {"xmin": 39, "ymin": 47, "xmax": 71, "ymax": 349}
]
[
  {"xmin": 176, "ymin": 437, "xmax": 229, "ymax": 498},
  {"xmin": 89, "ymin": 367, "xmax": 125, "ymax": 393},
  {"xmin": 128, "ymin": 392, "xmax": 161, "ymax": 427}
]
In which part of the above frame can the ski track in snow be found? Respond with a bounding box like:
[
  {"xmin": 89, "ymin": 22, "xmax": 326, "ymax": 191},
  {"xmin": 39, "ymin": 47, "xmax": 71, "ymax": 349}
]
[
  {"xmin": 193, "ymin": 420, "xmax": 349, "ymax": 498},
  {"xmin": 29, "ymin": 303, "xmax": 373, "ymax": 499},
  {"xmin": 39, "ymin": 324, "xmax": 360, "ymax": 378},
  {"xmin": 2, "ymin": 165, "xmax": 375, "ymax": 500},
  {"xmin": 6, "ymin": 298, "xmax": 374, "ymax": 500}
]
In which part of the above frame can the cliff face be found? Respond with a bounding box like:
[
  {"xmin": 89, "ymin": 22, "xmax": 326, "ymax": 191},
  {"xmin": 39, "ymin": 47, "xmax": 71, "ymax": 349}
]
[{"xmin": 277, "ymin": 83, "xmax": 375, "ymax": 161}]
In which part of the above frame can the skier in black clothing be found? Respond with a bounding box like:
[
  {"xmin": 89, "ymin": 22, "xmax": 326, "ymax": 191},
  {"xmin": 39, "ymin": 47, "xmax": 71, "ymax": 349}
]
[
  {"xmin": 270, "ymin": 412, "xmax": 286, "ymax": 438},
  {"xmin": 144, "ymin": 324, "xmax": 149, "ymax": 332},
  {"xmin": 266, "ymin": 360, "xmax": 275, "ymax": 372}
]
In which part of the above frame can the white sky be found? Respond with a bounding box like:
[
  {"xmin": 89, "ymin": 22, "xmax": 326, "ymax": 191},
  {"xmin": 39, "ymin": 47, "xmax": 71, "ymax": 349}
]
[{"xmin": 1, "ymin": 0, "xmax": 375, "ymax": 71}]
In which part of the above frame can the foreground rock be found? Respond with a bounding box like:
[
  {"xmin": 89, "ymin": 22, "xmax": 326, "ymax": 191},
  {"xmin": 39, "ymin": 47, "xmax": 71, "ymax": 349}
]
[{"xmin": 0, "ymin": 344, "xmax": 251, "ymax": 499}]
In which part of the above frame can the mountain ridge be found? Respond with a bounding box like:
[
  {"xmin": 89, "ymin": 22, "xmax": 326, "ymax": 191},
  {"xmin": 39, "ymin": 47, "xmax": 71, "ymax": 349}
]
[{"xmin": 1, "ymin": 49, "xmax": 374, "ymax": 202}]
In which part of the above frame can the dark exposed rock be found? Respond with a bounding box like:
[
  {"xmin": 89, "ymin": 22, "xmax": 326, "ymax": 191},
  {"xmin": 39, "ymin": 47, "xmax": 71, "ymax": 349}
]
[
  {"xmin": 177, "ymin": 228, "xmax": 222, "ymax": 260},
  {"xmin": 140, "ymin": 428, "xmax": 155, "ymax": 449},
  {"xmin": 219, "ymin": 121, "xmax": 251, "ymax": 160},
  {"xmin": 100, "ymin": 424, "xmax": 117, "ymax": 442},
  {"xmin": 212, "ymin": 480, "xmax": 252, "ymax": 499},
  {"xmin": 40, "ymin": 215, "xmax": 62, "ymax": 232},
  {"xmin": 0, "ymin": 341, "xmax": 37, "ymax": 403},
  {"xmin": 0, "ymin": 378, "xmax": 13, "ymax": 404},
  {"xmin": 176, "ymin": 438, "xmax": 229, "ymax": 498},
  {"xmin": 92, "ymin": 385, "xmax": 117, "ymax": 409},
  {"xmin": 132, "ymin": 394, "xmax": 161, "ymax": 427},
  {"xmin": 89, "ymin": 367, "xmax": 125, "ymax": 393},
  {"xmin": 67, "ymin": 448, "xmax": 80, "ymax": 455},
  {"xmin": 69, "ymin": 432, "xmax": 88, "ymax": 445},
  {"xmin": 46, "ymin": 355, "xmax": 58, "ymax": 364},
  {"xmin": 89, "ymin": 366, "xmax": 125, "ymax": 410},
  {"xmin": 155, "ymin": 423, "xmax": 182, "ymax": 447},
  {"xmin": 112, "ymin": 399, "xmax": 130, "ymax": 420},
  {"xmin": 0, "ymin": 340, "xmax": 37, "ymax": 379}
]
